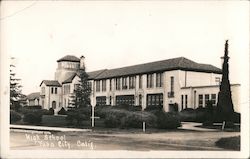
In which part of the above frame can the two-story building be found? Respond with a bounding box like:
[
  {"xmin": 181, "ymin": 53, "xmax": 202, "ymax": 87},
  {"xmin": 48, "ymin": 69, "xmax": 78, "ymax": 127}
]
[{"xmin": 38, "ymin": 55, "xmax": 240, "ymax": 113}]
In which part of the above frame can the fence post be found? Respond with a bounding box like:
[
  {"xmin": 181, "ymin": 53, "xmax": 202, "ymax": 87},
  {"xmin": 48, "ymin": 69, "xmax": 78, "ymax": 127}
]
[
  {"xmin": 143, "ymin": 122, "xmax": 146, "ymax": 132},
  {"xmin": 92, "ymin": 106, "xmax": 94, "ymax": 127}
]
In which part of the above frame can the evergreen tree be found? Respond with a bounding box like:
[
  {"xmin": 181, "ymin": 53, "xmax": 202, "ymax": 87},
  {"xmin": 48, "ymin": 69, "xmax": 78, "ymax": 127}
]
[
  {"xmin": 10, "ymin": 58, "xmax": 22, "ymax": 111},
  {"xmin": 75, "ymin": 68, "xmax": 91, "ymax": 108},
  {"xmin": 216, "ymin": 40, "xmax": 234, "ymax": 123}
]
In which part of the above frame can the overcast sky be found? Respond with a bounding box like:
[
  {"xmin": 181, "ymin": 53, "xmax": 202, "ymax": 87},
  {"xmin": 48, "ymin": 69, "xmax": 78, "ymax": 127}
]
[{"xmin": 1, "ymin": 1, "xmax": 249, "ymax": 106}]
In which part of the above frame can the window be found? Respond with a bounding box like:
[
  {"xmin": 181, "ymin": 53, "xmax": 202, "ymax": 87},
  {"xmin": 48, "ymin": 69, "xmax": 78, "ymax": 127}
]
[
  {"xmin": 122, "ymin": 77, "xmax": 127, "ymax": 89},
  {"xmin": 96, "ymin": 80, "xmax": 101, "ymax": 92},
  {"xmin": 63, "ymin": 85, "xmax": 70, "ymax": 94},
  {"xmin": 129, "ymin": 76, "xmax": 135, "ymax": 89},
  {"xmin": 170, "ymin": 76, "xmax": 174, "ymax": 92},
  {"xmin": 55, "ymin": 87, "xmax": 57, "ymax": 94},
  {"xmin": 211, "ymin": 94, "xmax": 216, "ymax": 106},
  {"xmin": 185, "ymin": 95, "xmax": 188, "ymax": 108},
  {"xmin": 198, "ymin": 94, "xmax": 203, "ymax": 107},
  {"xmin": 147, "ymin": 94, "xmax": 163, "ymax": 107},
  {"xmin": 52, "ymin": 101, "xmax": 56, "ymax": 109},
  {"xmin": 147, "ymin": 74, "xmax": 154, "ymax": 88},
  {"xmin": 109, "ymin": 96, "xmax": 112, "ymax": 105},
  {"xmin": 41, "ymin": 87, "xmax": 45, "ymax": 94},
  {"xmin": 74, "ymin": 84, "xmax": 80, "ymax": 91},
  {"xmin": 51, "ymin": 87, "xmax": 54, "ymax": 94},
  {"xmin": 96, "ymin": 96, "xmax": 106, "ymax": 106},
  {"xmin": 116, "ymin": 95, "xmax": 135, "ymax": 106},
  {"xmin": 139, "ymin": 95, "xmax": 142, "ymax": 106},
  {"xmin": 205, "ymin": 94, "xmax": 210, "ymax": 106},
  {"xmin": 181, "ymin": 95, "xmax": 184, "ymax": 110},
  {"xmin": 110, "ymin": 79, "xmax": 112, "ymax": 91},
  {"xmin": 139, "ymin": 75, "xmax": 142, "ymax": 89},
  {"xmin": 102, "ymin": 79, "xmax": 106, "ymax": 92},
  {"xmin": 156, "ymin": 73, "xmax": 163, "ymax": 87},
  {"xmin": 115, "ymin": 78, "xmax": 121, "ymax": 90}
]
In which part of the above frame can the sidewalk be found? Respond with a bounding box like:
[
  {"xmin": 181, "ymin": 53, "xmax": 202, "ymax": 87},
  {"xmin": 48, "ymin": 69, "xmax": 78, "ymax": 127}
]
[
  {"xmin": 180, "ymin": 122, "xmax": 218, "ymax": 132},
  {"xmin": 10, "ymin": 124, "xmax": 92, "ymax": 132}
]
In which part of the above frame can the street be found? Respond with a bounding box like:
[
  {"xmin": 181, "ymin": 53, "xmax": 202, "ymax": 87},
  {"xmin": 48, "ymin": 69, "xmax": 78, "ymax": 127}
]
[{"xmin": 10, "ymin": 128, "xmax": 240, "ymax": 151}]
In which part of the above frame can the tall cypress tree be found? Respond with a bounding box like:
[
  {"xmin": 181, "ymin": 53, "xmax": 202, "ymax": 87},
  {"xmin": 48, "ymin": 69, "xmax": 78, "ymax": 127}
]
[
  {"xmin": 75, "ymin": 66, "xmax": 91, "ymax": 108},
  {"xmin": 216, "ymin": 40, "xmax": 234, "ymax": 122}
]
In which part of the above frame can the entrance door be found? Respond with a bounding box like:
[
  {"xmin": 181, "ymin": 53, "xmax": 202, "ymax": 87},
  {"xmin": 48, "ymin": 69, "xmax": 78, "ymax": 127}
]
[
  {"xmin": 52, "ymin": 101, "xmax": 56, "ymax": 109},
  {"xmin": 169, "ymin": 103, "xmax": 178, "ymax": 112}
]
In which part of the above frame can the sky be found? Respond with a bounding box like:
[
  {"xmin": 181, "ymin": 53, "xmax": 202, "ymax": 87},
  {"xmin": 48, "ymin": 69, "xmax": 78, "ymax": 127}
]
[{"xmin": 1, "ymin": 1, "xmax": 249, "ymax": 106}]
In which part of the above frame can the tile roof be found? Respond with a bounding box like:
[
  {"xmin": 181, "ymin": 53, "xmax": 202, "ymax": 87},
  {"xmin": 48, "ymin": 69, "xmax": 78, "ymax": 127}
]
[
  {"xmin": 27, "ymin": 92, "xmax": 40, "ymax": 100},
  {"xmin": 94, "ymin": 57, "xmax": 222, "ymax": 79},
  {"xmin": 62, "ymin": 69, "xmax": 107, "ymax": 84},
  {"xmin": 40, "ymin": 80, "xmax": 62, "ymax": 87},
  {"xmin": 57, "ymin": 55, "xmax": 80, "ymax": 62}
]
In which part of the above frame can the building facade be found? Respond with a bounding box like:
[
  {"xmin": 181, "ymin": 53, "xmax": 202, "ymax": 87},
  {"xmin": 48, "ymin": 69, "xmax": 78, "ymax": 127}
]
[{"xmin": 38, "ymin": 55, "xmax": 240, "ymax": 113}]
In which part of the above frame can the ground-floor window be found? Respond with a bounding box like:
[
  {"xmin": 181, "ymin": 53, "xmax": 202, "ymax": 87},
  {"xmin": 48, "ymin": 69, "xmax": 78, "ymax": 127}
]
[
  {"xmin": 181, "ymin": 95, "xmax": 184, "ymax": 110},
  {"xmin": 52, "ymin": 101, "xmax": 56, "ymax": 109},
  {"xmin": 96, "ymin": 96, "xmax": 106, "ymax": 106},
  {"xmin": 147, "ymin": 93, "xmax": 163, "ymax": 107},
  {"xmin": 211, "ymin": 94, "xmax": 216, "ymax": 106},
  {"xmin": 198, "ymin": 94, "xmax": 203, "ymax": 107},
  {"xmin": 116, "ymin": 95, "xmax": 135, "ymax": 106},
  {"xmin": 185, "ymin": 95, "xmax": 188, "ymax": 108},
  {"xmin": 205, "ymin": 94, "xmax": 210, "ymax": 106},
  {"xmin": 139, "ymin": 94, "xmax": 142, "ymax": 106}
]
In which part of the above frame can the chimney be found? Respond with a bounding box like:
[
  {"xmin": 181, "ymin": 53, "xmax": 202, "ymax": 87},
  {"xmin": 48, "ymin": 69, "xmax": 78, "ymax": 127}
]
[{"xmin": 80, "ymin": 55, "xmax": 85, "ymax": 70}]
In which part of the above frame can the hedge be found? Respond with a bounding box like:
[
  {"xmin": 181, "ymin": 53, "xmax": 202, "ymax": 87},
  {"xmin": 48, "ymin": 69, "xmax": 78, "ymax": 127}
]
[
  {"xmin": 104, "ymin": 109, "xmax": 129, "ymax": 128},
  {"xmin": 156, "ymin": 112, "xmax": 181, "ymax": 129},
  {"xmin": 23, "ymin": 105, "xmax": 42, "ymax": 109},
  {"xmin": 121, "ymin": 111, "xmax": 157, "ymax": 128},
  {"xmin": 23, "ymin": 113, "xmax": 42, "ymax": 124},
  {"xmin": 10, "ymin": 110, "xmax": 22, "ymax": 124}
]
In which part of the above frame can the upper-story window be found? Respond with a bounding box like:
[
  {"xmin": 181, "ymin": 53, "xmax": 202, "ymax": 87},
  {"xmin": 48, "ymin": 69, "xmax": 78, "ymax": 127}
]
[
  {"xmin": 156, "ymin": 73, "xmax": 163, "ymax": 87},
  {"xmin": 170, "ymin": 76, "xmax": 174, "ymax": 92},
  {"xmin": 55, "ymin": 87, "xmax": 57, "ymax": 94},
  {"xmin": 96, "ymin": 80, "xmax": 101, "ymax": 92},
  {"xmin": 115, "ymin": 78, "xmax": 121, "ymax": 90},
  {"xmin": 139, "ymin": 75, "xmax": 142, "ymax": 89},
  {"xmin": 63, "ymin": 85, "xmax": 70, "ymax": 94},
  {"xmin": 147, "ymin": 74, "xmax": 154, "ymax": 88},
  {"xmin": 74, "ymin": 84, "xmax": 80, "ymax": 91},
  {"xmin": 102, "ymin": 79, "xmax": 106, "ymax": 92},
  {"xmin": 109, "ymin": 79, "xmax": 112, "ymax": 91},
  {"xmin": 129, "ymin": 76, "xmax": 135, "ymax": 89},
  {"xmin": 41, "ymin": 87, "xmax": 45, "ymax": 94},
  {"xmin": 51, "ymin": 87, "xmax": 54, "ymax": 94},
  {"xmin": 122, "ymin": 77, "xmax": 127, "ymax": 89}
]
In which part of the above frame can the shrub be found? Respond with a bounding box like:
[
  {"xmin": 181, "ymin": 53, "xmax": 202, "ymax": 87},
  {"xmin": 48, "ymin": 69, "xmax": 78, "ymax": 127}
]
[
  {"xmin": 179, "ymin": 108, "xmax": 196, "ymax": 122},
  {"xmin": 66, "ymin": 109, "xmax": 87, "ymax": 126},
  {"xmin": 144, "ymin": 105, "xmax": 163, "ymax": 111},
  {"xmin": 23, "ymin": 105, "xmax": 42, "ymax": 109},
  {"xmin": 23, "ymin": 113, "xmax": 42, "ymax": 124},
  {"xmin": 215, "ymin": 136, "xmax": 240, "ymax": 150},
  {"xmin": 232, "ymin": 112, "xmax": 240, "ymax": 124},
  {"xmin": 156, "ymin": 112, "xmax": 181, "ymax": 129},
  {"xmin": 195, "ymin": 107, "xmax": 209, "ymax": 122},
  {"xmin": 10, "ymin": 110, "xmax": 22, "ymax": 124},
  {"xmin": 58, "ymin": 107, "xmax": 67, "ymax": 115},
  {"xmin": 104, "ymin": 109, "xmax": 129, "ymax": 128},
  {"xmin": 95, "ymin": 105, "xmax": 113, "ymax": 118},
  {"xmin": 121, "ymin": 111, "xmax": 157, "ymax": 128},
  {"xmin": 48, "ymin": 108, "xmax": 54, "ymax": 115}
]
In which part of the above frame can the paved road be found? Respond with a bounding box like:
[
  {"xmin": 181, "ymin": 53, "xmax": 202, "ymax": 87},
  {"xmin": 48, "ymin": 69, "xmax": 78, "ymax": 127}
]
[{"xmin": 10, "ymin": 127, "xmax": 239, "ymax": 151}]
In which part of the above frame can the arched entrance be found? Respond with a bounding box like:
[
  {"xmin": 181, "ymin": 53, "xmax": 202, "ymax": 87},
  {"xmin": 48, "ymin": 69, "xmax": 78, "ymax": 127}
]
[{"xmin": 52, "ymin": 101, "xmax": 56, "ymax": 109}]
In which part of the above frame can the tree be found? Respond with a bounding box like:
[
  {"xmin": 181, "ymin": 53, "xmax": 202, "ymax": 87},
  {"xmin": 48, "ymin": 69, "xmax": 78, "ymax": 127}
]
[
  {"xmin": 74, "ymin": 68, "xmax": 91, "ymax": 108},
  {"xmin": 216, "ymin": 40, "xmax": 234, "ymax": 123},
  {"xmin": 10, "ymin": 58, "xmax": 23, "ymax": 111}
]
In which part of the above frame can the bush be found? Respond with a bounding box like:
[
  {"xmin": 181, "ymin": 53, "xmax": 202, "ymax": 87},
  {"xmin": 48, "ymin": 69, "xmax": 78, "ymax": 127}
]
[
  {"xmin": 144, "ymin": 105, "xmax": 163, "ymax": 111},
  {"xmin": 121, "ymin": 111, "xmax": 157, "ymax": 128},
  {"xmin": 48, "ymin": 108, "xmax": 54, "ymax": 115},
  {"xmin": 23, "ymin": 105, "xmax": 42, "ymax": 109},
  {"xmin": 195, "ymin": 107, "xmax": 209, "ymax": 122},
  {"xmin": 215, "ymin": 136, "xmax": 240, "ymax": 150},
  {"xmin": 58, "ymin": 107, "xmax": 67, "ymax": 115},
  {"xmin": 66, "ymin": 109, "xmax": 87, "ymax": 126},
  {"xmin": 104, "ymin": 109, "xmax": 129, "ymax": 128},
  {"xmin": 95, "ymin": 105, "xmax": 113, "ymax": 118},
  {"xmin": 179, "ymin": 108, "xmax": 196, "ymax": 122},
  {"xmin": 23, "ymin": 113, "xmax": 42, "ymax": 124},
  {"xmin": 156, "ymin": 112, "xmax": 181, "ymax": 129},
  {"xmin": 10, "ymin": 110, "xmax": 22, "ymax": 124}
]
